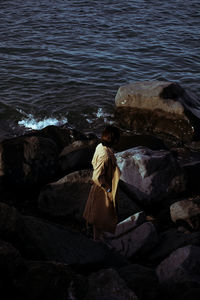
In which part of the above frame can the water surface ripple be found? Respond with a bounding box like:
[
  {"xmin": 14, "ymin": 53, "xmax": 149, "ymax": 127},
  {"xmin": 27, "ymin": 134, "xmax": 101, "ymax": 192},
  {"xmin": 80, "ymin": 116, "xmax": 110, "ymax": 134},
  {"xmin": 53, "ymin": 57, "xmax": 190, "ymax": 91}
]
[{"xmin": 0, "ymin": 0, "xmax": 199, "ymax": 134}]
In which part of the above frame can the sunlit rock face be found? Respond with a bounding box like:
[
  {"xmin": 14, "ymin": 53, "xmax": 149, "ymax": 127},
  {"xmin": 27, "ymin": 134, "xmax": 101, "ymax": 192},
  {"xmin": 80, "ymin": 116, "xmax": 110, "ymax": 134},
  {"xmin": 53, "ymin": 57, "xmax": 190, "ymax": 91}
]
[
  {"xmin": 116, "ymin": 147, "xmax": 186, "ymax": 206},
  {"xmin": 115, "ymin": 81, "xmax": 200, "ymax": 143}
]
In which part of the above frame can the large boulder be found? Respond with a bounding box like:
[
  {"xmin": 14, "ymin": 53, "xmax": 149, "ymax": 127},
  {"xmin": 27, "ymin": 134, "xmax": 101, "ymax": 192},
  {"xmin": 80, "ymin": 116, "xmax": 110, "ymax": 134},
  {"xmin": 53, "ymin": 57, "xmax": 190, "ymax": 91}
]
[
  {"xmin": 38, "ymin": 170, "xmax": 140, "ymax": 222},
  {"xmin": 21, "ymin": 215, "xmax": 128, "ymax": 269},
  {"xmin": 0, "ymin": 135, "xmax": 59, "ymax": 187},
  {"xmin": 16, "ymin": 260, "xmax": 87, "ymax": 300},
  {"xmin": 170, "ymin": 198, "xmax": 200, "ymax": 230},
  {"xmin": 118, "ymin": 264, "xmax": 159, "ymax": 300},
  {"xmin": 115, "ymin": 81, "xmax": 200, "ymax": 143},
  {"xmin": 38, "ymin": 169, "xmax": 93, "ymax": 220},
  {"xmin": 156, "ymin": 245, "xmax": 200, "ymax": 295},
  {"xmin": 116, "ymin": 146, "xmax": 186, "ymax": 207},
  {"xmin": 105, "ymin": 222, "xmax": 158, "ymax": 258},
  {"xmin": 84, "ymin": 268, "xmax": 138, "ymax": 300},
  {"xmin": 59, "ymin": 139, "xmax": 97, "ymax": 174},
  {"xmin": 147, "ymin": 229, "xmax": 200, "ymax": 265}
]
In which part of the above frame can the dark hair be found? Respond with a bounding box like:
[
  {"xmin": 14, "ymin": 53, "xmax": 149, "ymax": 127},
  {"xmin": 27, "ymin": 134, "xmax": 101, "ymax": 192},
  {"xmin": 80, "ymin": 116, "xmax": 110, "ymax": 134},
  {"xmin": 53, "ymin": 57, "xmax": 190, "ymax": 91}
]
[{"xmin": 101, "ymin": 125, "xmax": 120, "ymax": 147}]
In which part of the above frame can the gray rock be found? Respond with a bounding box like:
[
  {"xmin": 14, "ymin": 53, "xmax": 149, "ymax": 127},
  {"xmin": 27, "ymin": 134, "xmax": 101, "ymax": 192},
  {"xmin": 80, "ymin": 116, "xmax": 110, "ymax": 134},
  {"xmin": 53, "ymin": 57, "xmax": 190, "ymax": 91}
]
[
  {"xmin": 106, "ymin": 222, "xmax": 158, "ymax": 258},
  {"xmin": 118, "ymin": 264, "xmax": 159, "ymax": 300},
  {"xmin": 117, "ymin": 186, "xmax": 142, "ymax": 222},
  {"xmin": 38, "ymin": 169, "xmax": 139, "ymax": 223},
  {"xmin": 38, "ymin": 169, "xmax": 93, "ymax": 220},
  {"xmin": 170, "ymin": 198, "xmax": 200, "ymax": 229},
  {"xmin": 84, "ymin": 268, "xmax": 138, "ymax": 300},
  {"xmin": 16, "ymin": 260, "xmax": 87, "ymax": 300},
  {"xmin": 22, "ymin": 215, "xmax": 114, "ymax": 266},
  {"xmin": 59, "ymin": 139, "xmax": 97, "ymax": 174},
  {"xmin": 0, "ymin": 135, "xmax": 59, "ymax": 186},
  {"xmin": 156, "ymin": 245, "xmax": 200, "ymax": 291},
  {"xmin": 0, "ymin": 202, "xmax": 24, "ymax": 237},
  {"xmin": 115, "ymin": 81, "xmax": 199, "ymax": 142},
  {"xmin": 116, "ymin": 146, "xmax": 186, "ymax": 206}
]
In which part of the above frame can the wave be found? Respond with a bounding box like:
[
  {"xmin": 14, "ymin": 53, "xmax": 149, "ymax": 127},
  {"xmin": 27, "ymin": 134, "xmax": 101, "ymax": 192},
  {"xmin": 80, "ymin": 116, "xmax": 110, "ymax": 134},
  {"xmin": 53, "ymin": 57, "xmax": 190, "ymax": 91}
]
[{"xmin": 18, "ymin": 114, "xmax": 68, "ymax": 130}]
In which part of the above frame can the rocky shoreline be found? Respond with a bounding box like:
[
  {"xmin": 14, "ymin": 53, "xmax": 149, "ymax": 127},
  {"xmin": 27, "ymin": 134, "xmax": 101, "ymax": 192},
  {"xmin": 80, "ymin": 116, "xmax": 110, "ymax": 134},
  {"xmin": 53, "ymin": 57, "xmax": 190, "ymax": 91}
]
[{"xmin": 1, "ymin": 81, "xmax": 200, "ymax": 300}]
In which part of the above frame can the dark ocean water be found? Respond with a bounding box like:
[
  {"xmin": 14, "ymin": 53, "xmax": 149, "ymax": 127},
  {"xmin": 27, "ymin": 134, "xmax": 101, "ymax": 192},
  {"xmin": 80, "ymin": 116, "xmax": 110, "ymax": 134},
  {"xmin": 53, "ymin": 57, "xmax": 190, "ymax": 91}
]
[{"xmin": 0, "ymin": 0, "xmax": 199, "ymax": 137}]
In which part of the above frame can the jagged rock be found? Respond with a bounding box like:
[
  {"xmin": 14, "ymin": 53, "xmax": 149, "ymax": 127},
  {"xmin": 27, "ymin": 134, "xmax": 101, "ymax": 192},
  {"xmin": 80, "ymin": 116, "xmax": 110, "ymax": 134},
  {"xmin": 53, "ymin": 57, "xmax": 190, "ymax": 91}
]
[
  {"xmin": 38, "ymin": 169, "xmax": 93, "ymax": 220},
  {"xmin": 84, "ymin": 268, "xmax": 138, "ymax": 300},
  {"xmin": 38, "ymin": 170, "xmax": 140, "ymax": 222},
  {"xmin": 59, "ymin": 139, "xmax": 97, "ymax": 174},
  {"xmin": 170, "ymin": 198, "xmax": 200, "ymax": 229},
  {"xmin": 147, "ymin": 229, "xmax": 200, "ymax": 265},
  {"xmin": 105, "ymin": 222, "xmax": 158, "ymax": 258},
  {"xmin": 16, "ymin": 260, "xmax": 88, "ymax": 300},
  {"xmin": 116, "ymin": 146, "xmax": 186, "ymax": 207},
  {"xmin": 0, "ymin": 135, "xmax": 59, "ymax": 187},
  {"xmin": 156, "ymin": 245, "xmax": 200, "ymax": 295},
  {"xmin": 115, "ymin": 81, "xmax": 200, "ymax": 142},
  {"xmin": 117, "ymin": 264, "xmax": 159, "ymax": 300}
]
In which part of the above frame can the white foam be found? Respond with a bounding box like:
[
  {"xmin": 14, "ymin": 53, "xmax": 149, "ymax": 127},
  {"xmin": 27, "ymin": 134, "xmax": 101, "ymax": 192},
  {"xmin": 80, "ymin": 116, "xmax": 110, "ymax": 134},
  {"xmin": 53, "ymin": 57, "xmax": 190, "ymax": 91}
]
[{"xmin": 18, "ymin": 114, "xmax": 68, "ymax": 130}]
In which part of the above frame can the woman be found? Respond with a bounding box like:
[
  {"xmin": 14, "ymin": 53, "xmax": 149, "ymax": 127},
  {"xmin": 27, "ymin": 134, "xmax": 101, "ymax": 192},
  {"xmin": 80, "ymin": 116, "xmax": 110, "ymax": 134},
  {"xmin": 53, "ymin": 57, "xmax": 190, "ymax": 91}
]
[{"xmin": 83, "ymin": 125, "xmax": 121, "ymax": 240}]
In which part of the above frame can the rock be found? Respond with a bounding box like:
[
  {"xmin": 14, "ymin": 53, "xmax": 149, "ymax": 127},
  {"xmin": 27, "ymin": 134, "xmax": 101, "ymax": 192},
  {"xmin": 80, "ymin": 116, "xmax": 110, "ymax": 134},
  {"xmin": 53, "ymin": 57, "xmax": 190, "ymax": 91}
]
[
  {"xmin": 118, "ymin": 264, "xmax": 159, "ymax": 300},
  {"xmin": 0, "ymin": 239, "xmax": 24, "ymax": 298},
  {"xmin": 31, "ymin": 125, "xmax": 89, "ymax": 152},
  {"xmin": 105, "ymin": 222, "xmax": 158, "ymax": 258},
  {"xmin": 147, "ymin": 229, "xmax": 200, "ymax": 265},
  {"xmin": 38, "ymin": 169, "xmax": 93, "ymax": 220},
  {"xmin": 0, "ymin": 203, "xmax": 27, "ymax": 252},
  {"xmin": 0, "ymin": 202, "xmax": 24, "ymax": 237},
  {"xmin": 22, "ymin": 215, "xmax": 123, "ymax": 268},
  {"xmin": 117, "ymin": 186, "xmax": 142, "ymax": 222},
  {"xmin": 105, "ymin": 211, "xmax": 146, "ymax": 239},
  {"xmin": 59, "ymin": 139, "xmax": 97, "ymax": 174},
  {"xmin": 38, "ymin": 169, "xmax": 140, "ymax": 223},
  {"xmin": 114, "ymin": 133, "xmax": 166, "ymax": 152},
  {"xmin": 84, "ymin": 268, "xmax": 138, "ymax": 300},
  {"xmin": 0, "ymin": 239, "xmax": 22, "ymax": 278},
  {"xmin": 16, "ymin": 260, "xmax": 88, "ymax": 300},
  {"xmin": 115, "ymin": 81, "xmax": 200, "ymax": 143},
  {"xmin": 156, "ymin": 245, "xmax": 200, "ymax": 294},
  {"xmin": 177, "ymin": 149, "xmax": 200, "ymax": 193},
  {"xmin": 170, "ymin": 198, "xmax": 200, "ymax": 229},
  {"xmin": 116, "ymin": 146, "xmax": 186, "ymax": 207},
  {"xmin": 0, "ymin": 135, "xmax": 59, "ymax": 187}
]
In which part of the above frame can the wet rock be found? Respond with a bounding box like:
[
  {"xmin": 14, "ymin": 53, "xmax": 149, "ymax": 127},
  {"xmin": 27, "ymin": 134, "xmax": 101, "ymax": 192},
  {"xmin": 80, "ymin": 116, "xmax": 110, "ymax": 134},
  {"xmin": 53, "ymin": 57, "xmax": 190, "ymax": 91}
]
[
  {"xmin": 84, "ymin": 268, "xmax": 138, "ymax": 300},
  {"xmin": 59, "ymin": 139, "xmax": 97, "ymax": 174},
  {"xmin": 116, "ymin": 146, "xmax": 186, "ymax": 207},
  {"xmin": 118, "ymin": 264, "xmax": 159, "ymax": 300},
  {"xmin": 32, "ymin": 125, "xmax": 89, "ymax": 152},
  {"xmin": 156, "ymin": 245, "xmax": 200, "ymax": 295},
  {"xmin": 38, "ymin": 169, "xmax": 93, "ymax": 220},
  {"xmin": 0, "ymin": 135, "xmax": 59, "ymax": 187},
  {"xmin": 115, "ymin": 81, "xmax": 200, "ymax": 142},
  {"xmin": 170, "ymin": 198, "xmax": 200, "ymax": 230},
  {"xmin": 105, "ymin": 222, "xmax": 158, "ymax": 258},
  {"xmin": 16, "ymin": 260, "xmax": 88, "ymax": 300}
]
